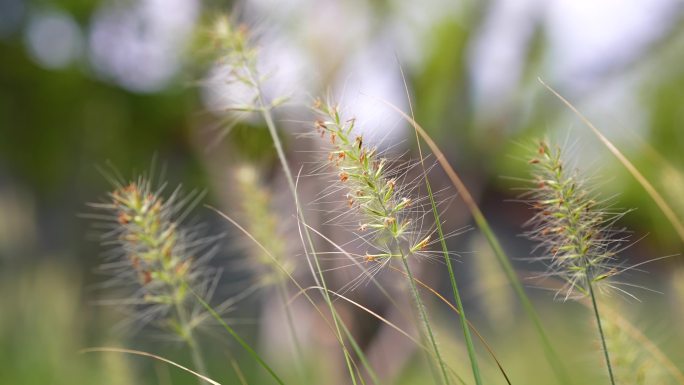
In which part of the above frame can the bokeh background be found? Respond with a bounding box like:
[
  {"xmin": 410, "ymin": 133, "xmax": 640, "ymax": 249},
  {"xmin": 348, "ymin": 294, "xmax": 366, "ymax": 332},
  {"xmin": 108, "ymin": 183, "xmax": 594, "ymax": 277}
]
[{"xmin": 2, "ymin": 0, "xmax": 684, "ymax": 384}]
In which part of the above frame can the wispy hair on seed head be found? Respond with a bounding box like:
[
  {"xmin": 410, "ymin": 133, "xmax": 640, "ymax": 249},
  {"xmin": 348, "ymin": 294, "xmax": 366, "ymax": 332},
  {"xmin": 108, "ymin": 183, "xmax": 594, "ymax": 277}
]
[
  {"xmin": 88, "ymin": 167, "xmax": 223, "ymax": 335},
  {"xmin": 524, "ymin": 140, "xmax": 637, "ymax": 301},
  {"xmin": 308, "ymin": 97, "xmax": 463, "ymax": 289}
]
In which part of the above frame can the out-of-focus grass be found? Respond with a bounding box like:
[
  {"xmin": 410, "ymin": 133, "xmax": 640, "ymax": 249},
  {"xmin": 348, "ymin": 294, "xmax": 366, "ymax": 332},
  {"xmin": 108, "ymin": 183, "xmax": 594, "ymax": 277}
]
[
  {"xmin": 1, "ymin": 256, "xmax": 682, "ymax": 384},
  {"xmin": 0, "ymin": 263, "xmax": 135, "ymax": 385}
]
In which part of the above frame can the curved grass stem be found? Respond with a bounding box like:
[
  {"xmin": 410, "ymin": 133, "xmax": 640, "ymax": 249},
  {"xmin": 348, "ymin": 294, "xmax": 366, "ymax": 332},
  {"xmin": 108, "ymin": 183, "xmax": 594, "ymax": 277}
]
[
  {"xmin": 257, "ymin": 101, "xmax": 359, "ymax": 385},
  {"xmin": 376, "ymin": 98, "xmax": 572, "ymax": 385},
  {"xmin": 413, "ymin": 117, "xmax": 483, "ymax": 384},
  {"xmin": 252, "ymin": 83, "xmax": 371, "ymax": 384}
]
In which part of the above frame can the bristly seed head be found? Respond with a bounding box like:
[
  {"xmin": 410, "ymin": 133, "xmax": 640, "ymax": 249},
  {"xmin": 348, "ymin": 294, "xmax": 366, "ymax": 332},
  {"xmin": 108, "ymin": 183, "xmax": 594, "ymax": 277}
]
[
  {"xmin": 525, "ymin": 140, "xmax": 630, "ymax": 300},
  {"xmin": 91, "ymin": 175, "xmax": 218, "ymax": 333},
  {"xmin": 313, "ymin": 98, "xmax": 431, "ymax": 265}
]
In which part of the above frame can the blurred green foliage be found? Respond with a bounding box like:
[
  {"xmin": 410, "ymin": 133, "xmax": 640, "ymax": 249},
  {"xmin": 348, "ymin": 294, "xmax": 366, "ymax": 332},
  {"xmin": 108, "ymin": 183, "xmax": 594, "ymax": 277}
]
[{"xmin": 2, "ymin": 0, "xmax": 684, "ymax": 384}]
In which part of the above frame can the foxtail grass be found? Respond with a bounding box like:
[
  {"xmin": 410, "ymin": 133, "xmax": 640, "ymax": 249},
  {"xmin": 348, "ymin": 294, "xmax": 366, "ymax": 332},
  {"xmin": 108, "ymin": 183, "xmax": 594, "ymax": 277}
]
[
  {"xmin": 233, "ymin": 165, "xmax": 306, "ymax": 380},
  {"xmin": 525, "ymin": 140, "xmax": 639, "ymax": 385},
  {"xmin": 313, "ymin": 98, "xmax": 460, "ymax": 385},
  {"xmin": 208, "ymin": 16, "xmax": 374, "ymax": 384},
  {"xmin": 375, "ymin": 97, "xmax": 571, "ymax": 385},
  {"xmin": 539, "ymin": 78, "xmax": 684, "ymax": 243},
  {"xmin": 90, "ymin": 174, "xmax": 286, "ymax": 385},
  {"xmin": 89, "ymin": 176, "xmax": 213, "ymax": 381}
]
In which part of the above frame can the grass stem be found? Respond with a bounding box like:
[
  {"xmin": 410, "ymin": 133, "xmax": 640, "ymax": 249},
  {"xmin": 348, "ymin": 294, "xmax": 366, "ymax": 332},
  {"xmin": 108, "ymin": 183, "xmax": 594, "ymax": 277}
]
[
  {"xmin": 376, "ymin": 99, "xmax": 572, "ymax": 385},
  {"xmin": 425, "ymin": 179, "xmax": 483, "ymax": 385},
  {"xmin": 191, "ymin": 287, "xmax": 286, "ymax": 385},
  {"xmin": 276, "ymin": 279, "xmax": 307, "ymax": 382},
  {"xmin": 400, "ymin": 253, "xmax": 450, "ymax": 385},
  {"xmin": 174, "ymin": 301, "xmax": 209, "ymax": 385},
  {"xmin": 587, "ymin": 281, "xmax": 616, "ymax": 385},
  {"xmin": 253, "ymin": 88, "xmax": 364, "ymax": 384}
]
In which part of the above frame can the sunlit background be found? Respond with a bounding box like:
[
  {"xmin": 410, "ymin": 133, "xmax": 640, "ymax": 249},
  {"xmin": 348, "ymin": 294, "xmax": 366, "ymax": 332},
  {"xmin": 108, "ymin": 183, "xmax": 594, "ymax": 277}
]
[{"xmin": 2, "ymin": 0, "xmax": 684, "ymax": 384}]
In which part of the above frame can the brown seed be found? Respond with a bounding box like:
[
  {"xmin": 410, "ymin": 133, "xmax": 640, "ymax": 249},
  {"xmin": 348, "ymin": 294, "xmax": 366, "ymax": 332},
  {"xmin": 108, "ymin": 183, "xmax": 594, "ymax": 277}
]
[
  {"xmin": 175, "ymin": 260, "xmax": 190, "ymax": 276},
  {"xmin": 142, "ymin": 270, "xmax": 152, "ymax": 285},
  {"xmin": 340, "ymin": 172, "xmax": 349, "ymax": 182},
  {"xmin": 415, "ymin": 236, "xmax": 430, "ymax": 250},
  {"xmin": 118, "ymin": 212, "xmax": 131, "ymax": 225}
]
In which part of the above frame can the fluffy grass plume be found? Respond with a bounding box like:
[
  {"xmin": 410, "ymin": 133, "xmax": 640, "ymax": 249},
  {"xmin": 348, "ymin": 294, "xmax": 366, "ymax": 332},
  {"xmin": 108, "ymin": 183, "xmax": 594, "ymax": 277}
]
[
  {"xmin": 89, "ymin": 174, "xmax": 220, "ymax": 379},
  {"xmin": 313, "ymin": 99, "xmax": 433, "ymax": 267},
  {"xmin": 526, "ymin": 140, "xmax": 629, "ymax": 300},
  {"xmin": 525, "ymin": 140, "xmax": 637, "ymax": 385}
]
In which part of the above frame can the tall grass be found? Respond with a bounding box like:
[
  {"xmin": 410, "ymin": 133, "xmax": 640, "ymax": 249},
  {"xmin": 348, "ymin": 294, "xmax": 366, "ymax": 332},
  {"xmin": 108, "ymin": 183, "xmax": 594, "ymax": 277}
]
[{"xmin": 77, "ymin": 13, "xmax": 684, "ymax": 385}]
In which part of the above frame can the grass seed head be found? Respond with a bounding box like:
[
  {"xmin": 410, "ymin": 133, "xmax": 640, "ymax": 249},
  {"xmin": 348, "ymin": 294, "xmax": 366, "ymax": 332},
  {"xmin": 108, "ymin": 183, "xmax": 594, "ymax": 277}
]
[
  {"xmin": 525, "ymin": 140, "xmax": 629, "ymax": 300},
  {"xmin": 91, "ymin": 175, "xmax": 218, "ymax": 333},
  {"xmin": 312, "ymin": 98, "xmax": 433, "ymax": 265},
  {"xmin": 234, "ymin": 165, "xmax": 293, "ymax": 286}
]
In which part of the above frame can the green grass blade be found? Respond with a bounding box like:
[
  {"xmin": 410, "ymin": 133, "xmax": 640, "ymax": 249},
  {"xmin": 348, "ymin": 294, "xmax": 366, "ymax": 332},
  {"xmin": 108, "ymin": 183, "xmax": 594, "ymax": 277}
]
[
  {"xmin": 376, "ymin": 98, "xmax": 572, "ymax": 385},
  {"xmin": 424, "ymin": 176, "xmax": 483, "ymax": 385},
  {"xmin": 190, "ymin": 288, "xmax": 286, "ymax": 385}
]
